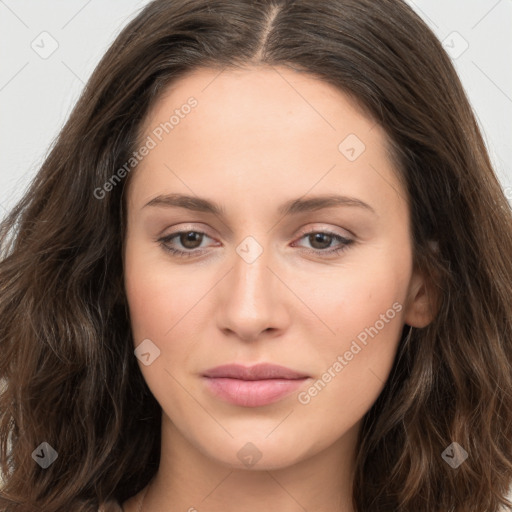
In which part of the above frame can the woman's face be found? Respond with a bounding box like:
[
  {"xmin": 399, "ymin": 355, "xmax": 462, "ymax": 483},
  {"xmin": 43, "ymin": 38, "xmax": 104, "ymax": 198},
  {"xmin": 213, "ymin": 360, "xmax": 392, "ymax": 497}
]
[{"xmin": 123, "ymin": 65, "xmax": 432, "ymax": 470}]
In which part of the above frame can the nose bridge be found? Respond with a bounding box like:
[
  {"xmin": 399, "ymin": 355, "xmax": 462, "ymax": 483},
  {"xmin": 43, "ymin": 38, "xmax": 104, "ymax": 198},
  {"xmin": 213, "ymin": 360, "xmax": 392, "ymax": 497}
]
[
  {"xmin": 217, "ymin": 234, "xmax": 285, "ymax": 339},
  {"xmin": 232, "ymin": 234, "xmax": 274, "ymax": 308}
]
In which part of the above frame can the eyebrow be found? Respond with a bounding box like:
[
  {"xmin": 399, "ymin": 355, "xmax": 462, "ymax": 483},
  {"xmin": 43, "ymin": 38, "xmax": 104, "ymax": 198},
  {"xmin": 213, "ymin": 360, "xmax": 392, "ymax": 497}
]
[{"xmin": 143, "ymin": 193, "xmax": 377, "ymax": 216}]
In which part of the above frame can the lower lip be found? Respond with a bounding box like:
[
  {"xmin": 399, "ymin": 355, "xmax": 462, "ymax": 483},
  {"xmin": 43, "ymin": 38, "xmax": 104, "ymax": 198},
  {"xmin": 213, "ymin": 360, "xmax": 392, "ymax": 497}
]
[{"xmin": 202, "ymin": 377, "xmax": 309, "ymax": 407}]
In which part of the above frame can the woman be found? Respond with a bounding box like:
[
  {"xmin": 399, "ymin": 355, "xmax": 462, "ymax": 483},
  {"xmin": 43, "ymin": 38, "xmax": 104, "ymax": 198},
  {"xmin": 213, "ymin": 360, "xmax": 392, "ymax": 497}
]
[{"xmin": 1, "ymin": 0, "xmax": 511, "ymax": 511}]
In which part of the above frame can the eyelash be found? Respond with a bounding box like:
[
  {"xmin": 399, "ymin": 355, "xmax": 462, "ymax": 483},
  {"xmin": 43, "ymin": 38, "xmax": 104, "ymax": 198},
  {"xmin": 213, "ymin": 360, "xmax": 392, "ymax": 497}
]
[{"xmin": 157, "ymin": 229, "xmax": 354, "ymax": 259}]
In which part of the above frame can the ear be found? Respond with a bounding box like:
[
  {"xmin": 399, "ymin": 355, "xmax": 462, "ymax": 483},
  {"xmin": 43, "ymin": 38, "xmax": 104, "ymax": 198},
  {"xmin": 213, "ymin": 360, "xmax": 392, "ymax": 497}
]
[{"xmin": 403, "ymin": 241, "xmax": 440, "ymax": 328}]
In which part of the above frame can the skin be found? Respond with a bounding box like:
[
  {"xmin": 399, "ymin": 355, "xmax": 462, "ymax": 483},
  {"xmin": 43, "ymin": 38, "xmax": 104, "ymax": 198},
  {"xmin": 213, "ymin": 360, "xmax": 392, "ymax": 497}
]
[{"xmin": 121, "ymin": 65, "xmax": 436, "ymax": 512}]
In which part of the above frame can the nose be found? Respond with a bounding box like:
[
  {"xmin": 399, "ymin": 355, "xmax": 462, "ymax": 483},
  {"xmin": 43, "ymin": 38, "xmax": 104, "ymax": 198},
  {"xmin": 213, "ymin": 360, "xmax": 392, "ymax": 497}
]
[{"xmin": 216, "ymin": 239, "xmax": 290, "ymax": 342}]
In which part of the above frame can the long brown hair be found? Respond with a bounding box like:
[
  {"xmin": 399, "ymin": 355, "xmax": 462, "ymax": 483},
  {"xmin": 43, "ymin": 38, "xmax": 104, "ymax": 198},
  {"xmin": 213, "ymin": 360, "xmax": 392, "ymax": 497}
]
[{"xmin": 1, "ymin": 0, "xmax": 511, "ymax": 510}]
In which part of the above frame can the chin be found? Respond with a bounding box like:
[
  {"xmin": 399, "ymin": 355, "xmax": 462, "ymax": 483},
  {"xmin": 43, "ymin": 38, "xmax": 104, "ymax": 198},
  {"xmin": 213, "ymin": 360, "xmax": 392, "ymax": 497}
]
[{"xmin": 195, "ymin": 431, "xmax": 314, "ymax": 471}]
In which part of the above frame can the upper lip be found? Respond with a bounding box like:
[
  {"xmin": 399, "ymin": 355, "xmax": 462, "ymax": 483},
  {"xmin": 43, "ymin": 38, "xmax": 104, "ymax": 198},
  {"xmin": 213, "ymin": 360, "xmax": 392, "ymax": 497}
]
[{"xmin": 202, "ymin": 363, "xmax": 309, "ymax": 380}]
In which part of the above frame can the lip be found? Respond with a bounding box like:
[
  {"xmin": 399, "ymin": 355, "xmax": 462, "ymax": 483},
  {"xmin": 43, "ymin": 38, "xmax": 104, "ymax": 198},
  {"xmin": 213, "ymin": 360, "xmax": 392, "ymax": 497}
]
[{"xmin": 202, "ymin": 363, "xmax": 310, "ymax": 407}]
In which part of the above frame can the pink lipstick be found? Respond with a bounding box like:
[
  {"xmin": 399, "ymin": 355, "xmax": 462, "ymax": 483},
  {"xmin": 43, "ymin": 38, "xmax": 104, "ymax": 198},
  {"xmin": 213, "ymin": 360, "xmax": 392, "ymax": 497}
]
[{"xmin": 202, "ymin": 363, "xmax": 310, "ymax": 407}]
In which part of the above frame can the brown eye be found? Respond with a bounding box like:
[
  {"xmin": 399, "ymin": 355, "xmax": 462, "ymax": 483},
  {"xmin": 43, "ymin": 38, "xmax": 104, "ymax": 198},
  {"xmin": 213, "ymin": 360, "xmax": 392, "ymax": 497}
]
[
  {"xmin": 180, "ymin": 231, "xmax": 204, "ymax": 249},
  {"xmin": 292, "ymin": 230, "xmax": 354, "ymax": 257},
  {"xmin": 158, "ymin": 230, "xmax": 215, "ymax": 258},
  {"xmin": 308, "ymin": 232, "xmax": 333, "ymax": 250}
]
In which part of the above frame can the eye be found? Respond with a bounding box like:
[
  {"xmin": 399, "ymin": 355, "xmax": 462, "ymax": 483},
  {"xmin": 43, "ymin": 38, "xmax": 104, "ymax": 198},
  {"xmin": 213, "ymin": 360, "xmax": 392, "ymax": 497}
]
[
  {"xmin": 158, "ymin": 230, "xmax": 216, "ymax": 259},
  {"xmin": 157, "ymin": 228, "xmax": 355, "ymax": 259},
  {"xmin": 292, "ymin": 230, "xmax": 354, "ymax": 257}
]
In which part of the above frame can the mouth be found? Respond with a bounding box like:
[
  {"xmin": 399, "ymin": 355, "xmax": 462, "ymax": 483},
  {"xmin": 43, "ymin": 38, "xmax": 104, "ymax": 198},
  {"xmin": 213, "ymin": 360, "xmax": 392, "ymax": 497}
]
[{"xmin": 201, "ymin": 363, "xmax": 310, "ymax": 407}]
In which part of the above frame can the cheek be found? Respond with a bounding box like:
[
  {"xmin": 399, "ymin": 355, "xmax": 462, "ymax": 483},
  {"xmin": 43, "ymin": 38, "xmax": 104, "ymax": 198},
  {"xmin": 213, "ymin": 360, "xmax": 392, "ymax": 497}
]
[
  {"xmin": 124, "ymin": 242, "xmax": 201, "ymax": 341},
  {"xmin": 124, "ymin": 242, "xmax": 217, "ymax": 396},
  {"xmin": 296, "ymin": 250, "xmax": 409, "ymax": 339},
  {"xmin": 294, "ymin": 254, "xmax": 409, "ymax": 428},
  {"xmin": 123, "ymin": 246, "xmax": 203, "ymax": 407}
]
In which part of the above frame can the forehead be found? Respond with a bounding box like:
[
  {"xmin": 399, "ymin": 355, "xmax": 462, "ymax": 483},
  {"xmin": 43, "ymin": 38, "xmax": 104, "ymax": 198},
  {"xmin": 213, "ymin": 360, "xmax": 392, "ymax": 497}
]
[
  {"xmin": 128, "ymin": 65, "xmax": 405, "ymax": 216},
  {"xmin": 142, "ymin": 64, "xmax": 379, "ymax": 145}
]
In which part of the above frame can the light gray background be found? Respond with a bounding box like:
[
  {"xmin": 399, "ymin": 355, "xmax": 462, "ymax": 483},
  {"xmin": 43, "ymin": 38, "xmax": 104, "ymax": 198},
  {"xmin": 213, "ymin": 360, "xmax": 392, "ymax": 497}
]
[{"xmin": 1, "ymin": 0, "xmax": 511, "ymax": 219}]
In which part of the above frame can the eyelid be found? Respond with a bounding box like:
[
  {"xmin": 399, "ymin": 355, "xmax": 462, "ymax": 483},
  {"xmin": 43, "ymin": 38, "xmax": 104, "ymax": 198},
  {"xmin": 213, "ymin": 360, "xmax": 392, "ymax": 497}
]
[
  {"xmin": 294, "ymin": 223, "xmax": 355, "ymax": 240},
  {"xmin": 158, "ymin": 223, "xmax": 217, "ymax": 241}
]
